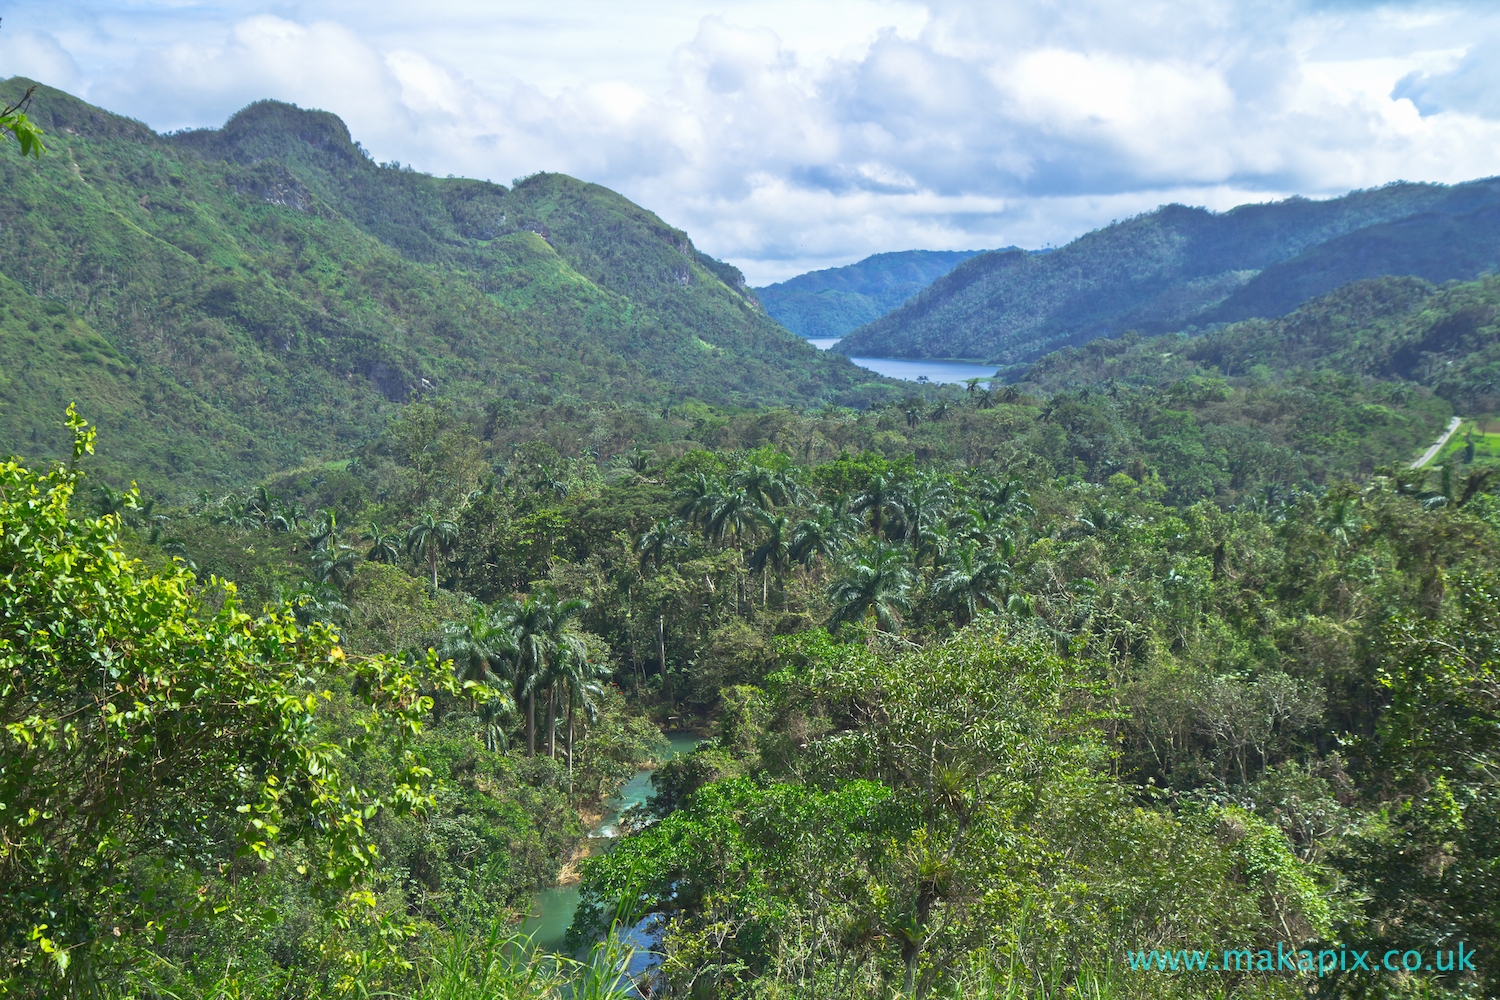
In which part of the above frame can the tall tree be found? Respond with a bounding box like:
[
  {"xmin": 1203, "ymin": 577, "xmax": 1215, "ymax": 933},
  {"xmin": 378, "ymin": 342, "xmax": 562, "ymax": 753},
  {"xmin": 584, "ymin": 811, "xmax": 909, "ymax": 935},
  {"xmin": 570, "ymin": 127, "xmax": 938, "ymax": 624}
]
[
  {"xmin": 748, "ymin": 511, "xmax": 794, "ymax": 605},
  {"xmin": 791, "ymin": 501, "xmax": 859, "ymax": 570},
  {"xmin": 851, "ymin": 472, "xmax": 909, "ymax": 540},
  {"xmin": 827, "ymin": 541, "xmax": 916, "ymax": 633},
  {"xmin": 309, "ymin": 544, "xmax": 359, "ymax": 590},
  {"xmin": 706, "ymin": 489, "xmax": 761, "ymax": 547},
  {"xmin": 438, "ymin": 606, "xmax": 519, "ymax": 751},
  {"xmin": 728, "ymin": 463, "xmax": 801, "ymax": 510},
  {"xmin": 558, "ymin": 644, "xmax": 610, "ymax": 781},
  {"xmin": 363, "ymin": 523, "xmax": 402, "ymax": 564},
  {"xmin": 900, "ymin": 475, "xmax": 952, "ymax": 559},
  {"xmin": 673, "ymin": 472, "xmax": 721, "ymax": 530},
  {"xmin": 502, "ymin": 589, "xmax": 590, "ymax": 757},
  {"xmin": 931, "ymin": 544, "xmax": 1013, "ymax": 626},
  {"xmin": 636, "ymin": 517, "xmax": 689, "ymax": 572},
  {"xmin": 407, "ymin": 513, "xmax": 460, "ymax": 590}
]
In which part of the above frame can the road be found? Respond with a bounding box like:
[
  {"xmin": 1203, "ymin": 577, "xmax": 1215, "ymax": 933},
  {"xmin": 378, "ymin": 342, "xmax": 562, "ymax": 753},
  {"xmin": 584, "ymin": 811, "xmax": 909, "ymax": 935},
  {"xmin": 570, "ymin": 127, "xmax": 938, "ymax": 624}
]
[{"xmin": 1411, "ymin": 416, "xmax": 1463, "ymax": 469}]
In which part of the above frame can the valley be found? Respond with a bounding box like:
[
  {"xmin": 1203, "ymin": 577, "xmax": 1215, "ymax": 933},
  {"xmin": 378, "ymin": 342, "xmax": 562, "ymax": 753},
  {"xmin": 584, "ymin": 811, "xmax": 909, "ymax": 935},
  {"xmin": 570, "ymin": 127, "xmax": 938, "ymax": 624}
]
[
  {"xmin": 834, "ymin": 180, "xmax": 1500, "ymax": 367},
  {"xmin": 2, "ymin": 75, "xmax": 1498, "ymax": 1000}
]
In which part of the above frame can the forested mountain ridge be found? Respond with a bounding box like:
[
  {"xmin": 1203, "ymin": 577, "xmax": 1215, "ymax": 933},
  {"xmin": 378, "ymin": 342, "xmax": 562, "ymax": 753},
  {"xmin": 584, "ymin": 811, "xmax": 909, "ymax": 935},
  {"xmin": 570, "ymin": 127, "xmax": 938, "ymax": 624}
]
[
  {"xmin": 1201, "ymin": 204, "xmax": 1500, "ymax": 324},
  {"xmin": 1023, "ymin": 273, "xmax": 1500, "ymax": 415},
  {"xmin": 0, "ymin": 79, "xmax": 882, "ymax": 491},
  {"xmin": 755, "ymin": 248, "xmax": 988, "ymax": 339},
  {"xmin": 836, "ymin": 176, "xmax": 1500, "ymax": 365}
]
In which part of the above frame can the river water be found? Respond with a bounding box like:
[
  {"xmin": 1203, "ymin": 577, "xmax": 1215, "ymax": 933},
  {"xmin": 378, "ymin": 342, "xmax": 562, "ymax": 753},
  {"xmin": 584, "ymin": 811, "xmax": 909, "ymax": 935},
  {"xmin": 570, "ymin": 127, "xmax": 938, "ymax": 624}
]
[
  {"xmin": 807, "ymin": 337, "xmax": 1000, "ymax": 385},
  {"xmin": 517, "ymin": 732, "xmax": 703, "ymax": 954}
]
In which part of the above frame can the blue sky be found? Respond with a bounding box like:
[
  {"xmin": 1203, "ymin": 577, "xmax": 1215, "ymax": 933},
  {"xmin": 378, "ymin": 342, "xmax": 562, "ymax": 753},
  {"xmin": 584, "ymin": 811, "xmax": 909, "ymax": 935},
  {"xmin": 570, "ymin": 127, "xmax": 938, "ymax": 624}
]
[{"xmin": 3, "ymin": 1, "xmax": 1498, "ymax": 283}]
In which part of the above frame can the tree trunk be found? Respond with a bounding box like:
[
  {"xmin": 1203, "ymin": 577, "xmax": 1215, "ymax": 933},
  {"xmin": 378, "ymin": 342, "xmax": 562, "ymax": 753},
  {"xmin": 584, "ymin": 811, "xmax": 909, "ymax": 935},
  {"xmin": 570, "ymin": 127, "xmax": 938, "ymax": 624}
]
[
  {"xmin": 430, "ymin": 549, "xmax": 438, "ymax": 590},
  {"xmin": 547, "ymin": 687, "xmax": 557, "ymax": 758},
  {"xmin": 566, "ymin": 700, "xmax": 575, "ymax": 786},
  {"xmin": 659, "ymin": 614, "xmax": 673, "ymax": 706},
  {"xmin": 526, "ymin": 687, "xmax": 535, "ymax": 756}
]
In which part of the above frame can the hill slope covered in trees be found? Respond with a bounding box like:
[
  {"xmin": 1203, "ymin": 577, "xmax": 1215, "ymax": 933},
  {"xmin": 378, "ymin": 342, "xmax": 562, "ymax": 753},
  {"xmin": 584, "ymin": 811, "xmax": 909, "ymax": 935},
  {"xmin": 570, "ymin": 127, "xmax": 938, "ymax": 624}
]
[
  {"xmin": 1022, "ymin": 273, "xmax": 1500, "ymax": 415},
  {"xmin": 0, "ymin": 79, "xmax": 884, "ymax": 491},
  {"xmin": 755, "ymin": 249, "xmax": 987, "ymax": 338},
  {"xmin": 836, "ymin": 177, "xmax": 1500, "ymax": 365}
]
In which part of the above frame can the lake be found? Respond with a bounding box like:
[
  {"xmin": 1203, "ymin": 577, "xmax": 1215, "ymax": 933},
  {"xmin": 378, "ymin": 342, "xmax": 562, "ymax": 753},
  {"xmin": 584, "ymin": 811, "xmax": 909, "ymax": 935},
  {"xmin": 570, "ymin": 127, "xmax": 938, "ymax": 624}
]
[{"xmin": 807, "ymin": 337, "xmax": 999, "ymax": 384}]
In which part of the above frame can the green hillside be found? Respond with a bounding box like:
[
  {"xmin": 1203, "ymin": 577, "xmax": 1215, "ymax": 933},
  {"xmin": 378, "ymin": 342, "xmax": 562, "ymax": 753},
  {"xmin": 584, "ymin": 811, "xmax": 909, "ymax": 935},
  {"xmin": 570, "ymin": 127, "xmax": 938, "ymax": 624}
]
[
  {"xmin": 1023, "ymin": 273, "xmax": 1500, "ymax": 414},
  {"xmin": 0, "ymin": 80, "xmax": 884, "ymax": 491},
  {"xmin": 837, "ymin": 178, "xmax": 1500, "ymax": 366},
  {"xmin": 755, "ymin": 248, "xmax": 987, "ymax": 338},
  {"xmin": 1204, "ymin": 204, "xmax": 1500, "ymax": 324}
]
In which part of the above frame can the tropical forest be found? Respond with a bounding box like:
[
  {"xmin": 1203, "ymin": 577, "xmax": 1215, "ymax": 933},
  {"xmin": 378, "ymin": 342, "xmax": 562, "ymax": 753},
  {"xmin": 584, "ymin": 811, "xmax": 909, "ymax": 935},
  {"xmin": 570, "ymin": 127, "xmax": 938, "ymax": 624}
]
[{"xmin": 1, "ymin": 48, "xmax": 1498, "ymax": 1000}]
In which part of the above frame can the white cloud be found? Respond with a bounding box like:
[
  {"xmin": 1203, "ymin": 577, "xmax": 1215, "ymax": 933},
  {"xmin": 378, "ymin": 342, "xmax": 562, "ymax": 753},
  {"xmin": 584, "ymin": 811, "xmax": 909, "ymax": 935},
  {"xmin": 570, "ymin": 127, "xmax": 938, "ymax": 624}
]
[
  {"xmin": 0, "ymin": 28, "xmax": 82, "ymax": 93},
  {"xmin": 2, "ymin": 1, "xmax": 1500, "ymax": 283}
]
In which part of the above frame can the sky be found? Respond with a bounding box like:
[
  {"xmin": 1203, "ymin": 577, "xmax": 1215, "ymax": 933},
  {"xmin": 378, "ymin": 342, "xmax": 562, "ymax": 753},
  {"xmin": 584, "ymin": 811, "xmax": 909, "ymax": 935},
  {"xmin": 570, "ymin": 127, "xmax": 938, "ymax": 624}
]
[{"xmin": 2, "ymin": 1, "xmax": 1499, "ymax": 284}]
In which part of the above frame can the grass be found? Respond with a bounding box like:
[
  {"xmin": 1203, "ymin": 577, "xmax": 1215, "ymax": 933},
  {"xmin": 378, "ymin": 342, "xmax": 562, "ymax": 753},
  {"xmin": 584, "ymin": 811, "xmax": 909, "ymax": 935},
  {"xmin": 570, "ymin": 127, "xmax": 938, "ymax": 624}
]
[
  {"xmin": 1435, "ymin": 417, "xmax": 1500, "ymax": 465},
  {"xmin": 104, "ymin": 924, "xmax": 639, "ymax": 1000}
]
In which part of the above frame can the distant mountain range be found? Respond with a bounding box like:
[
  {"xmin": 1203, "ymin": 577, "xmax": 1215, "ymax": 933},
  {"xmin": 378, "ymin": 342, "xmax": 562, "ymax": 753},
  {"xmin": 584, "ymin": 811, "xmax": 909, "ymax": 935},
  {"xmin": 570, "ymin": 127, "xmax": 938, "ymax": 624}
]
[
  {"xmin": 0, "ymin": 79, "xmax": 885, "ymax": 490},
  {"xmin": 834, "ymin": 178, "xmax": 1500, "ymax": 367},
  {"xmin": 754, "ymin": 250, "xmax": 989, "ymax": 339}
]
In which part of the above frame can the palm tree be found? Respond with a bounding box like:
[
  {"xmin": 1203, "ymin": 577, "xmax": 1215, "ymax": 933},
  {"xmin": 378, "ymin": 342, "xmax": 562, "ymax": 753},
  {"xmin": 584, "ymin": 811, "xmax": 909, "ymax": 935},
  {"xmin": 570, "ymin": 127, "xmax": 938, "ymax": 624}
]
[
  {"xmin": 1319, "ymin": 495, "xmax": 1363, "ymax": 548},
  {"xmin": 306, "ymin": 510, "xmax": 338, "ymax": 552},
  {"xmin": 790, "ymin": 501, "xmax": 859, "ymax": 569},
  {"xmin": 363, "ymin": 523, "xmax": 402, "ymax": 564},
  {"xmin": 310, "ymin": 544, "xmax": 360, "ymax": 590},
  {"xmin": 706, "ymin": 489, "xmax": 761, "ymax": 547},
  {"xmin": 248, "ymin": 485, "xmax": 274, "ymax": 524},
  {"xmin": 626, "ymin": 445, "xmax": 654, "ymax": 476},
  {"xmin": 851, "ymin": 473, "xmax": 908, "ymax": 540},
  {"xmin": 536, "ymin": 464, "xmax": 570, "ymax": 500},
  {"xmin": 728, "ymin": 463, "xmax": 800, "ymax": 510},
  {"xmin": 899, "ymin": 475, "xmax": 951, "ymax": 550},
  {"xmin": 438, "ymin": 607, "xmax": 519, "ymax": 751},
  {"xmin": 931, "ymin": 544, "xmax": 1013, "ymax": 625},
  {"xmin": 502, "ymin": 588, "xmax": 590, "ymax": 756},
  {"xmin": 913, "ymin": 519, "xmax": 955, "ymax": 570},
  {"xmin": 748, "ymin": 511, "xmax": 793, "ymax": 605},
  {"xmin": 1072, "ymin": 503, "xmax": 1127, "ymax": 539},
  {"xmin": 284, "ymin": 580, "xmax": 349, "ymax": 627},
  {"xmin": 971, "ymin": 476, "xmax": 1034, "ymax": 524},
  {"xmin": 827, "ymin": 541, "xmax": 915, "ymax": 633},
  {"xmin": 262, "ymin": 505, "xmax": 292, "ymax": 534},
  {"xmin": 91, "ymin": 484, "xmax": 131, "ymax": 517},
  {"xmin": 636, "ymin": 517, "xmax": 688, "ymax": 571},
  {"xmin": 209, "ymin": 494, "xmax": 258, "ymax": 530},
  {"xmin": 556, "ymin": 647, "xmax": 610, "ymax": 781},
  {"xmin": 407, "ymin": 513, "xmax": 460, "ymax": 590},
  {"xmin": 672, "ymin": 472, "xmax": 720, "ymax": 529}
]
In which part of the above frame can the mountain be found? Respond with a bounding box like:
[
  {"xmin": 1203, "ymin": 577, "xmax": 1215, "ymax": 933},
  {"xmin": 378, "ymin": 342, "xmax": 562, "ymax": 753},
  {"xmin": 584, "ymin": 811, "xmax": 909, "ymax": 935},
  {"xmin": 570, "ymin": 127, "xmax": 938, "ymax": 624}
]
[
  {"xmin": 0, "ymin": 80, "xmax": 884, "ymax": 491},
  {"xmin": 835, "ymin": 178, "xmax": 1500, "ymax": 367},
  {"xmin": 755, "ymin": 249, "xmax": 987, "ymax": 339},
  {"xmin": 1201, "ymin": 204, "xmax": 1500, "ymax": 324},
  {"xmin": 1021, "ymin": 272, "xmax": 1500, "ymax": 415}
]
